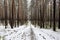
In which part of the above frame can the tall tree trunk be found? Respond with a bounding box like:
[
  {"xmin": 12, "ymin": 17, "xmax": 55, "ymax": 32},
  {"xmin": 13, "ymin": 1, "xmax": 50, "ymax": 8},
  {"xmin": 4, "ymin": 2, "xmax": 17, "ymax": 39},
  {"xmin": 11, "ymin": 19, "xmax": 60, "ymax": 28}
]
[
  {"xmin": 17, "ymin": 0, "xmax": 20, "ymax": 27},
  {"xmin": 50, "ymin": 2, "xmax": 52, "ymax": 28},
  {"xmin": 59, "ymin": 0, "xmax": 60, "ymax": 29},
  {"xmin": 4, "ymin": 0, "xmax": 8, "ymax": 28},
  {"xmin": 9, "ymin": 0, "xmax": 15, "ymax": 28},
  {"xmin": 42, "ymin": 0, "xmax": 44, "ymax": 28},
  {"xmin": 40, "ymin": 5, "xmax": 42, "ymax": 28},
  {"xmin": 53, "ymin": 0, "xmax": 56, "ymax": 31},
  {"xmin": 40, "ymin": 0, "xmax": 43, "ymax": 28},
  {"xmin": 17, "ymin": 0, "xmax": 24, "ymax": 25}
]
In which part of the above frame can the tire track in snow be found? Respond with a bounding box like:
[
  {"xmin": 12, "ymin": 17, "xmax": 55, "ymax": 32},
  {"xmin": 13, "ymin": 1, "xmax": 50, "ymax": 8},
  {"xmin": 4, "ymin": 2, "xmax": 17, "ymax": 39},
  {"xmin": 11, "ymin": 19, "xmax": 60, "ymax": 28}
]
[{"xmin": 30, "ymin": 27, "xmax": 37, "ymax": 40}]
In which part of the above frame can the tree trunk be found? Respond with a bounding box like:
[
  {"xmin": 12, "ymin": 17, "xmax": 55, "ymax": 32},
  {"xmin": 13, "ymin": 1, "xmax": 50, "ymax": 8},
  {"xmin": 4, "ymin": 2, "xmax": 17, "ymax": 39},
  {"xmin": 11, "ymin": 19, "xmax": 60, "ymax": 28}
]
[
  {"xmin": 58, "ymin": 0, "xmax": 60, "ymax": 29},
  {"xmin": 4, "ymin": 0, "xmax": 8, "ymax": 28},
  {"xmin": 53, "ymin": 0, "xmax": 56, "ymax": 31},
  {"xmin": 9, "ymin": 0, "xmax": 15, "ymax": 28}
]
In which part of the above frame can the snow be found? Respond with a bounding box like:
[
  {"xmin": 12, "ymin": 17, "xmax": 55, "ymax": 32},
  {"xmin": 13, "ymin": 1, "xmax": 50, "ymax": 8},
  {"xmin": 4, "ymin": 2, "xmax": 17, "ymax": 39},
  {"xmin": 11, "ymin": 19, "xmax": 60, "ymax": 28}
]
[{"xmin": 0, "ymin": 22, "xmax": 60, "ymax": 40}]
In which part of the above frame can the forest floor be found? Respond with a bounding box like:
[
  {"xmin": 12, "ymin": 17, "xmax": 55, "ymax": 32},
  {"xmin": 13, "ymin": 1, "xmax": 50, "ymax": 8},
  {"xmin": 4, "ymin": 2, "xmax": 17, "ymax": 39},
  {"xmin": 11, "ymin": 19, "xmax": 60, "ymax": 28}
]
[{"xmin": 0, "ymin": 22, "xmax": 60, "ymax": 40}]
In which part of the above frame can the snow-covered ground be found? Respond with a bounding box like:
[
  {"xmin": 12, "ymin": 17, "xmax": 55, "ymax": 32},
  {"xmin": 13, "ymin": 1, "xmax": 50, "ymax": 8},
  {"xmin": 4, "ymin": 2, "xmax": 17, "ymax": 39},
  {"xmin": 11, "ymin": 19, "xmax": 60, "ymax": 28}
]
[{"xmin": 0, "ymin": 21, "xmax": 60, "ymax": 40}]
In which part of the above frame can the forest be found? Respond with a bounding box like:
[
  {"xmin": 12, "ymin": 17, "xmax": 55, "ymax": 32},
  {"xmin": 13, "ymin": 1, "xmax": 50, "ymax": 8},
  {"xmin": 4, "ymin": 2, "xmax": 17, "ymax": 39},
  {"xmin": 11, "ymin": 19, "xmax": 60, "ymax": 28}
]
[
  {"xmin": 0, "ymin": 0, "xmax": 60, "ymax": 31},
  {"xmin": 0, "ymin": 0, "xmax": 60, "ymax": 40}
]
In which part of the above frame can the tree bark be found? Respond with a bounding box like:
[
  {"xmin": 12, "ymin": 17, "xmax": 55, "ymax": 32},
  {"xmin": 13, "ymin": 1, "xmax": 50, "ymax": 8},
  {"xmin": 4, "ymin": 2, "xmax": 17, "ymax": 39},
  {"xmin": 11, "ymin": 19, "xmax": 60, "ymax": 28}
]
[
  {"xmin": 58, "ymin": 0, "xmax": 60, "ymax": 29},
  {"xmin": 4, "ymin": 0, "xmax": 8, "ymax": 28},
  {"xmin": 53, "ymin": 0, "xmax": 56, "ymax": 31}
]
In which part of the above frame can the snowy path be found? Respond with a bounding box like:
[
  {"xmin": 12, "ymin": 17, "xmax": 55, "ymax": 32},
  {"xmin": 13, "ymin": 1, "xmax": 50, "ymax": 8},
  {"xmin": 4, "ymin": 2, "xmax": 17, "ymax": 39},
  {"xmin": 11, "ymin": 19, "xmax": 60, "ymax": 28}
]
[{"xmin": 0, "ymin": 24, "xmax": 60, "ymax": 40}]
